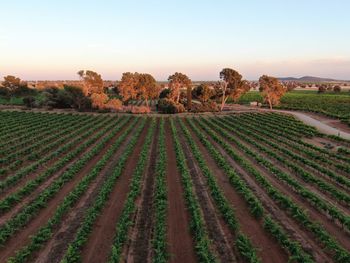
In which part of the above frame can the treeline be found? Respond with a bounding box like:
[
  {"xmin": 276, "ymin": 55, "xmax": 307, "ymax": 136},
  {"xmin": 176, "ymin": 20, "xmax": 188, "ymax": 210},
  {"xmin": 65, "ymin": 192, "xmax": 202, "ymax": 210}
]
[{"xmin": 0, "ymin": 68, "xmax": 288, "ymax": 113}]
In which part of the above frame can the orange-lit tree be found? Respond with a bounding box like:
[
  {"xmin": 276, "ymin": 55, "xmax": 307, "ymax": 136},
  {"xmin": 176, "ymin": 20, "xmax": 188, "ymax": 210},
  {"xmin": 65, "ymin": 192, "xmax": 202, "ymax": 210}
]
[{"xmin": 259, "ymin": 75, "xmax": 286, "ymax": 109}]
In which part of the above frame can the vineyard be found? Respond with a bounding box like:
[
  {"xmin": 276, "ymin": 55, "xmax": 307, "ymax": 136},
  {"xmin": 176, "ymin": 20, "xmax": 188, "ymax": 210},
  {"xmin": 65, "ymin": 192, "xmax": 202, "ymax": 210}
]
[
  {"xmin": 238, "ymin": 91, "xmax": 350, "ymax": 125},
  {"xmin": 0, "ymin": 110, "xmax": 349, "ymax": 263}
]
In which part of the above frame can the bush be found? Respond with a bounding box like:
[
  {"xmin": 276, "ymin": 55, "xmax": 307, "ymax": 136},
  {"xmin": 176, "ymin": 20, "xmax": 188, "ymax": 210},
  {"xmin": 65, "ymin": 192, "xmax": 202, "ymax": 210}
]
[
  {"xmin": 105, "ymin": 98, "xmax": 122, "ymax": 112},
  {"xmin": 318, "ymin": 86, "xmax": 326, "ymax": 93},
  {"xmin": 157, "ymin": 98, "xmax": 185, "ymax": 114},
  {"xmin": 23, "ymin": 96, "xmax": 36, "ymax": 108},
  {"xmin": 131, "ymin": 106, "xmax": 151, "ymax": 114},
  {"xmin": 159, "ymin": 88, "xmax": 171, "ymax": 99},
  {"xmin": 190, "ymin": 101, "xmax": 219, "ymax": 113}
]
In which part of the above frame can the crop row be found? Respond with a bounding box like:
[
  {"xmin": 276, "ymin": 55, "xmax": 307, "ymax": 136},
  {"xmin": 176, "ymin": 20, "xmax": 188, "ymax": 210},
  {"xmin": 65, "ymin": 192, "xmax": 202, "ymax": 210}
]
[
  {"xmin": 7, "ymin": 117, "xmax": 140, "ymax": 263},
  {"xmin": 169, "ymin": 119, "xmax": 217, "ymax": 262},
  {"xmin": 152, "ymin": 118, "xmax": 168, "ymax": 263},
  {"xmin": 194, "ymin": 117, "xmax": 350, "ymax": 262},
  {"xmin": 178, "ymin": 118, "xmax": 260, "ymax": 262},
  {"xmin": 186, "ymin": 118, "xmax": 313, "ymax": 262},
  {"xmin": 108, "ymin": 118, "xmax": 156, "ymax": 262},
  {"xmin": 0, "ymin": 116, "xmax": 125, "ymax": 214},
  {"xmin": 0, "ymin": 116, "xmax": 135, "ymax": 246},
  {"xmin": 61, "ymin": 117, "xmax": 147, "ymax": 263},
  {"xmin": 219, "ymin": 116, "xmax": 350, "ymax": 203}
]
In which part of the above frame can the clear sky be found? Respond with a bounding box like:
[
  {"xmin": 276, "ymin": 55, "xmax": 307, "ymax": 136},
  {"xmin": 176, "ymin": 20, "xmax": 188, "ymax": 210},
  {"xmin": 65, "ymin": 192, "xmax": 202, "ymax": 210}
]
[{"xmin": 0, "ymin": 0, "xmax": 349, "ymax": 80}]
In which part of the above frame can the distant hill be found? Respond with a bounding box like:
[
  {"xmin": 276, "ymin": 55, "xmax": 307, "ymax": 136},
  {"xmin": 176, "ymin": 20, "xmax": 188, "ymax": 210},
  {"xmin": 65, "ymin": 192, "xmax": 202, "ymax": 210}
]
[{"xmin": 278, "ymin": 76, "xmax": 338, "ymax": 82}]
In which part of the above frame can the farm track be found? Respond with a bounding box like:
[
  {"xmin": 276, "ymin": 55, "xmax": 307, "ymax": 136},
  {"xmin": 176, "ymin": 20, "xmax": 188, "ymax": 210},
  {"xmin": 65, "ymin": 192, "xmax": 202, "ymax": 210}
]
[
  {"xmin": 80, "ymin": 120, "xmax": 151, "ymax": 263},
  {"xmin": 125, "ymin": 119, "xmax": 159, "ymax": 263},
  {"xmin": 0, "ymin": 117, "xmax": 118, "ymax": 225},
  {"xmin": 32, "ymin": 119, "xmax": 142, "ymax": 263},
  {"xmin": 193, "ymin": 119, "xmax": 333, "ymax": 262},
  {"xmin": 164, "ymin": 120, "xmax": 196, "ymax": 263},
  {"xmin": 175, "ymin": 119, "xmax": 237, "ymax": 262},
  {"xmin": 182, "ymin": 118, "xmax": 289, "ymax": 263},
  {"xmin": 0, "ymin": 117, "xmax": 130, "ymax": 262}
]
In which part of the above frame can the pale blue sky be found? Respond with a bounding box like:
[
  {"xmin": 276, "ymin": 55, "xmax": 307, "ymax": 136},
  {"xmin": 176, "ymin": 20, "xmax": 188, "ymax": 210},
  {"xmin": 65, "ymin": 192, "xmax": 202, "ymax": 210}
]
[{"xmin": 0, "ymin": 0, "xmax": 349, "ymax": 80}]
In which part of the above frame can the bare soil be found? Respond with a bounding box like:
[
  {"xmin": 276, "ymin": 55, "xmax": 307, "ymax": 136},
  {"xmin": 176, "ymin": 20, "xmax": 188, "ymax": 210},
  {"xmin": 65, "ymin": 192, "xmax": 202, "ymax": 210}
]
[
  {"xmin": 164, "ymin": 119, "xmax": 196, "ymax": 263},
  {"xmin": 80, "ymin": 120, "xmax": 151, "ymax": 263}
]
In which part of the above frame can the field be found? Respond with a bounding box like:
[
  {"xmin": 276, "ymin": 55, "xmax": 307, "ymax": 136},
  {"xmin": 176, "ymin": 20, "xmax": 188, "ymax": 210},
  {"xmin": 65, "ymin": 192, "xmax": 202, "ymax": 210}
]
[
  {"xmin": 237, "ymin": 90, "xmax": 350, "ymax": 125},
  {"xmin": 0, "ymin": 111, "xmax": 349, "ymax": 262}
]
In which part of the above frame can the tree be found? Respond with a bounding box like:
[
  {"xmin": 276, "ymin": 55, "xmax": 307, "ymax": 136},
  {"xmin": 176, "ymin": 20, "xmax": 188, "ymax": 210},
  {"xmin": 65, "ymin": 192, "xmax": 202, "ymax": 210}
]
[
  {"xmin": 77, "ymin": 70, "xmax": 104, "ymax": 96},
  {"xmin": 285, "ymin": 81, "xmax": 297, "ymax": 92},
  {"xmin": 63, "ymin": 85, "xmax": 91, "ymax": 110},
  {"xmin": 192, "ymin": 84, "xmax": 213, "ymax": 103},
  {"xmin": 118, "ymin": 72, "xmax": 139, "ymax": 103},
  {"xmin": 168, "ymin": 72, "xmax": 192, "ymax": 107},
  {"xmin": 137, "ymin": 73, "xmax": 158, "ymax": 106},
  {"xmin": 217, "ymin": 68, "xmax": 249, "ymax": 111},
  {"xmin": 259, "ymin": 75, "xmax": 286, "ymax": 109},
  {"xmin": 2, "ymin": 75, "xmax": 27, "ymax": 95},
  {"xmin": 90, "ymin": 93, "xmax": 109, "ymax": 109},
  {"xmin": 318, "ymin": 85, "xmax": 326, "ymax": 93},
  {"xmin": 333, "ymin": 85, "xmax": 341, "ymax": 93}
]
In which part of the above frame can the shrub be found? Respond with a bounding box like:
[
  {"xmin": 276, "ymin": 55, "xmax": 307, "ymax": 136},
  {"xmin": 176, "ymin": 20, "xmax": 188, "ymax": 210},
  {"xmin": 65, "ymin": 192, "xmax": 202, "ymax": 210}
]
[
  {"xmin": 90, "ymin": 93, "xmax": 109, "ymax": 109},
  {"xmin": 105, "ymin": 98, "xmax": 122, "ymax": 112},
  {"xmin": 23, "ymin": 96, "xmax": 36, "ymax": 108},
  {"xmin": 190, "ymin": 101, "xmax": 219, "ymax": 113},
  {"xmin": 130, "ymin": 106, "xmax": 151, "ymax": 114},
  {"xmin": 318, "ymin": 86, "xmax": 326, "ymax": 93},
  {"xmin": 157, "ymin": 98, "xmax": 185, "ymax": 114},
  {"xmin": 159, "ymin": 88, "xmax": 171, "ymax": 99},
  {"xmin": 333, "ymin": 85, "xmax": 341, "ymax": 93}
]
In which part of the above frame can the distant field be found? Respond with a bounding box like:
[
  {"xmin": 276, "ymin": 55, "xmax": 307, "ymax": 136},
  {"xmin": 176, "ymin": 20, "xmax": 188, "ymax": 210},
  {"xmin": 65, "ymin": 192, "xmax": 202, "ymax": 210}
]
[
  {"xmin": 0, "ymin": 111, "xmax": 349, "ymax": 262},
  {"xmin": 237, "ymin": 90, "xmax": 350, "ymax": 125}
]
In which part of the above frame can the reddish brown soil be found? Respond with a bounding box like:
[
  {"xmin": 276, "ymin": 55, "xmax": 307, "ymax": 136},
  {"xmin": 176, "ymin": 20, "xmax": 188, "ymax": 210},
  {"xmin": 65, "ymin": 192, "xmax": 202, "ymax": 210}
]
[
  {"xmin": 125, "ymin": 120, "xmax": 159, "ymax": 263},
  {"xmin": 33, "ymin": 119, "xmax": 143, "ymax": 263},
  {"xmin": 176, "ymin": 120, "xmax": 237, "ymax": 262},
  {"xmin": 183, "ymin": 119, "xmax": 289, "ymax": 263},
  {"xmin": 164, "ymin": 119, "xmax": 196, "ymax": 263},
  {"xmin": 80, "ymin": 120, "xmax": 151, "ymax": 263},
  {"xmin": 0, "ymin": 119, "xmax": 129, "ymax": 262}
]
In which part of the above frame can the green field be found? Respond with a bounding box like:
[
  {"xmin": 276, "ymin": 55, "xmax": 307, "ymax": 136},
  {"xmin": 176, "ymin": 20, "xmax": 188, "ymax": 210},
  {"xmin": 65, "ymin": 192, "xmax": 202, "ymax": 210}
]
[{"xmin": 237, "ymin": 90, "xmax": 350, "ymax": 125}]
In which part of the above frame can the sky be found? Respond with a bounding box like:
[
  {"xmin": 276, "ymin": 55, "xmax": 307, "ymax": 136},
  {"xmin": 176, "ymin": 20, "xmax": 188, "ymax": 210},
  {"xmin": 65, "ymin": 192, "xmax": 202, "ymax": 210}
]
[{"xmin": 0, "ymin": 0, "xmax": 349, "ymax": 81}]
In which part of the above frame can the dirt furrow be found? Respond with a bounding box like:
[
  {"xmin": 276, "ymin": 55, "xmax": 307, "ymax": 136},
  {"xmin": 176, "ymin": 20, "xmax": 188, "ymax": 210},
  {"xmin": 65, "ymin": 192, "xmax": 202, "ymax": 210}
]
[
  {"xmin": 80, "ymin": 120, "xmax": 151, "ymax": 263},
  {"xmin": 125, "ymin": 120, "xmax": 159, "ymax": 263},
  {"xmin": 164, "ymin": 119, "xmax": 196, "ymax": 263},
  {"xmin": 176, "ymin": 120, "xmax": 238, "ymax": 262},
  {"xmin": 184, "ymin": 119, "xmax": 288, "ymax": 263}
]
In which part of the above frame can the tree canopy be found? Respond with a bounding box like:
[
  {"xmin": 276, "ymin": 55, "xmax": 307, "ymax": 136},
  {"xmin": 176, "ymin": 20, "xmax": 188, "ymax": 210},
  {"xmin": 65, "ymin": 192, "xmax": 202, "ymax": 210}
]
[{"xmin": 259, "ymin": 75, "xmax": 286, "ymax": 109}]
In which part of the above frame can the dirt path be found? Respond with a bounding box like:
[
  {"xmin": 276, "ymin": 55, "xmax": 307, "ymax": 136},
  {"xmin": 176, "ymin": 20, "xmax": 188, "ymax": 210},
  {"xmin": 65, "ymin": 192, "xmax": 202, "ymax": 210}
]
[
  {"xmin": 164, "ymin": 119, "xmax": 196, "ymax": 263},
  {"xmin": 0, "ymin": 119, "xmax": 129, "ymax": 262},
  {"xmin": 183, "ymin": 119, "xmax": 288, "ymax": 263},
  {"xmin": 80, "ymin": 120, "xmax": 151, "ymax": 263},
  {"xmin": 125, "ymin": 120, "xmax": 159, "ymax": 263}
]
